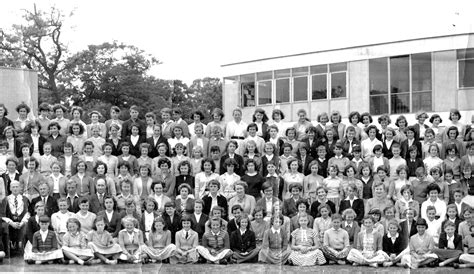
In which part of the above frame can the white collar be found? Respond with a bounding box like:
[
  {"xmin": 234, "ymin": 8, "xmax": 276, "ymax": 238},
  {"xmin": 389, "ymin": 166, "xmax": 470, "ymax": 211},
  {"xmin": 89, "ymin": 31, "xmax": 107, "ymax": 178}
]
[{"xmin": 271, "ymin": 227, "xmax": 280, "ymax": 234}]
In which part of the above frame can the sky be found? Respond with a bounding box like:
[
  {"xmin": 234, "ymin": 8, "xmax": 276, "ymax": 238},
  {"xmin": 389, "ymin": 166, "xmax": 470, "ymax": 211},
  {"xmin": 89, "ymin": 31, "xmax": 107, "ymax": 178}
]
[{"xmin": 1, "ymin": 0, "xmax": 473, "ymax": 84}]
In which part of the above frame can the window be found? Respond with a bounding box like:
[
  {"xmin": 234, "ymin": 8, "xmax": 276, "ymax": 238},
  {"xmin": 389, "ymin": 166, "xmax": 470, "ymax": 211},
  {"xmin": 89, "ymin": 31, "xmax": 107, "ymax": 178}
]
[
  {"xmin": 369, "ymin": 58, "xmax": 388, "ymax": 115},
  {"xmin": 330, "ymin": 63, "xmax": 347, "ymax": 99},
  {"xmin": 275, "ymin": 69, "xmax": 290, "ymax": 104},
  {"xmin": 369, "ymin": 53, "xmax": 432, "ymax": 115},
  {"xmin": 390, "ymin": 55, "xmax": 410, "ymax": 114},
  {"xmin": 458, "ymin": 48, "xmax": 474, "ymax": 88},
  {"xmin": 412, "ymin": 53, "xmax": 432, "ymax": 112},
  {"xmin": 310, "ymin": 64, "xmax": 328, "ymax": 100},
  {"xmin": 293, "ymin": 77, "xmax": 308, "ymax": 101},
  {"xmin": 240, "ymin": 74, "xmax": 255, "ymax": 107},
  {"xmin": 257, "ymin": 71, "xmax": 272, "ymax": 105}
]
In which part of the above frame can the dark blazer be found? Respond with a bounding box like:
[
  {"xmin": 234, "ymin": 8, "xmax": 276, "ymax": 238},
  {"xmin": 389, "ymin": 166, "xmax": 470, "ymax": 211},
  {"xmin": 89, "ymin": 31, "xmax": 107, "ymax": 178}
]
[
  {"xmin": 341, "ymin": 138, "xmax": 360, "ymax": 160},
  {"xmin": 175, "ymin": 175, "xmax": 195, "ymax": 195},
  {"xmin": 89, "ymin": 193, "xmax": 106, "ymax": 214},
  {"xmin": 438, "ymin": 232, "xmax": 463, "ymax": 250},
  {"xmin": 28, "ymin": 195, "xmax": 58, "ymax": 217},
  {"xmin": 121, "ymin": 118, "xmax": 147, "ymax": 139},
  {"xmin": 316, "ymin": 158, "xmax": 328, "ymax": 178},
  {"xmin": 175, "ymin": 197, "xmax": 195, "ymax": 216},
  {"xmin": 339, "ymin": 198, "xmax": 364, "ymax": 224},
  {"xmin": 382, "ymin": 140, "xmax": 398, "ymax": 159},
  {"xmin": 256, "ymin": 197, "xmax": 281, "ymax": 212},
  {"xmin": 124, "ymin": 135, "xmax": 147, "ymax": 158},
  {"xmin": 412, "ymin": 123, "xmax": 430, "ymax": 142},
  {"xmin": 139, "ymin": 211, "xmax": 160, "ymax": 233},
  {"xmin": 97, "ymin": 210, "xmax": 122, "ymax": 238},
  {"xmin": 25, "ymin": 216, "xmax": 53, "ymax": 244},
  {"xmin": 297, "ymin": 155, "xmax": 314, "ymax": 175},
  {"xmin": 406, "ymin": 158, "xmax": 424, "ymax": 177},
  {"xmin": 282, "ymin": 198, "xmax": 298, "ymax": 218},
  {"xmin": 190, "ymin": 213, "xmax": 208, "ymax": 242},
  {"xmin": 188, "ymin": 136, "xmax": 210, "ymax": 158},
  {"xmin": 227, "ymin": 218, "xmax": 239, "ymax": 235},
  {"xmin": 219, "ymin": 154, "xmax": 244, "ymax": 176},
  {"xmin": 399, "ymin": 220, "xmax": 417, "ymax": 239},
  {"xmin": 382, "ymin": 233, "xmax": 407, "ymax": 255},
  {"xmin": 301, "ymin": 137, "xmax": 320, "ymax": 159},
  {"xmin": 163, "ymin": 212, "xmax": 182, "ymax": 244},
  {"xmin": 0, "ymin": 195, "xmax": 29, "ymax": 220},
  {"xmin": 106, "ymin": 138, "xmax": 123, "ymax": 157},
  {"xmin": 23, "ymin": 134, "xmax": 47, "ymax": 156},
  {"xmin": 2, "ymin": 172, "xmax": 20, "ymax": 196},
  {"xmin": 65, "ymin": 195, "xmax": 80, "ymax": 213},
  {"xmin": 202, "ymin": 194, "xmax": 228, "ymax": 219},
  {"xmin": 230, "ymin": 229, "xmax": 257, "ymax": 253},
  {"xmin": 342, "ymin": 221, "xmax": 361, "ymax": 246},
  {"xmin": 260, "ymin": 123, "xmax": 270, "ymax": 142},
  {"xmin": 260, "ymin": 155, "xmax": 280, "ymax": 178},
  {"xmin": 57, "ymin": 155, "xmax": 79, "ymax": 176},
  {"xmin": 146, "ymin": 136, "xmax": 169, "ymax": 158},
  {"xmin": 310, "ymin": 200, "xmax": 336, "ymax": 219},
  {"xmin": 17, "ymin": 157, "xmax": 28, "ymax": 174},
  {"xmin": 400, "ymin": 139, "xmax": 422, "ymax": 160},
  {"xmin": 46, "ymin": 135, "xmax": 67, "ymax": 158}
]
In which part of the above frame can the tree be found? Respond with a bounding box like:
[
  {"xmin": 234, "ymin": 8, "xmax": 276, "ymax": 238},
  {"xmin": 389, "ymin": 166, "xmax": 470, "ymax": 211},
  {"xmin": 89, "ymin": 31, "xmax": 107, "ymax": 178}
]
[
  {"xmin": 0, "ymin": 4, "xmax": 71, "ymax": 103},
  {"xmin": 61, "ymin": 41, "xmax": 168, "ymax": 119},
  {"xmin": 187, "ymin": 77, "xmax": 223, "ymax": 122}
]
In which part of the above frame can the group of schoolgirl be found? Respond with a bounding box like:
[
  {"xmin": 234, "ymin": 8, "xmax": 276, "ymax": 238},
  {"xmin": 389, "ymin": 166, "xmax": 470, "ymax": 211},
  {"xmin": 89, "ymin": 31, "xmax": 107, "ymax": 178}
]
[{"xmin": 0, "ymin": 101, "xmax": 474, "ymax": 268}]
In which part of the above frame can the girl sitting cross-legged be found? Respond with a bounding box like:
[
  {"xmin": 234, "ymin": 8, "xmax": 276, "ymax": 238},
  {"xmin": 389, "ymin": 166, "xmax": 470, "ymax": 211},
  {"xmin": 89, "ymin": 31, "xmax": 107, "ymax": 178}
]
[
  {"xmin": 196, "ymin": 217, "xmax": 233, "ymax": 264},
  {"xmin": 25, "ymin": 215, "xmax": 64, "ymax": 265},
  {"xmin": 87, "ymin": 215, "xmax": 122, "ymax": 265},
  {"xmin": 61, "ymin": 218, "xmax": 94, "ymax": 265},
  {"xmin": 230, "ymin": 213, "xmax": 260, "ymax": 263},
  {"xmin": 142, "ymin": 217, "xmax": 177, "ymax": 263},
  {"xmin": 288, "ymin": 213, "xmax": 326, "ymax": 266},
  {"xmin": 258, "ymin": 213, "xmax": 291, "ymax": 265},
  {"xmin": 118, "ymin": 216, "xmax": 147, "ymax": 264}
]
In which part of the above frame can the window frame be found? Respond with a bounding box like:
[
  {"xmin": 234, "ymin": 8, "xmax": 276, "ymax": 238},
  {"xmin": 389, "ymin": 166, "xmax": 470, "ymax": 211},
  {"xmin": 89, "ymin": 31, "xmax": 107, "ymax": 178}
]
[{"xmin": 457, "ymin": 57, "xmax": 474, "ymax": 89}]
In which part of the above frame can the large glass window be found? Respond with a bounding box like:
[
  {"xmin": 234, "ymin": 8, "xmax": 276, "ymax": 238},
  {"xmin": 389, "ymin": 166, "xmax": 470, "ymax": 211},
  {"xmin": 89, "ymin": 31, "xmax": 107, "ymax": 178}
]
[
  {"xmin": 457, "ymin": 48, "xmax": 474, "ymax": 88},
  {"xmin": 311, "ymin": 74, "xmax": 327, "ymax": 100},
  {"xmin": 369, "ymin": 53, "xmax": 432, "ymax": 115},
  {"xmin": 390, "ymin": 56, "xmax": 410, "ymax": 114},
  {"xmin": 412, "ymin": 53, "xmax": 432, "ymax": 112},
  {"xmin": 240, "ymin": 74, "xmax": 255, "ymax": 107},
  {"xmin": 369, "ymin": 58, "xmax": 388, "ymax": 114},
  {"xmin": 257, "ymin": 81, "xmax": 272, "ymax": 105},
  {"xmin": 331, "ymin": 72, "xmax": 346, "ymax": 99},
  {"xmin": 276, "ymin": 78, "xmax": 290, "ymax": 103},
  {"xmin": 293, "ymin": 76, "xmax": 308, "ymax": 101}
]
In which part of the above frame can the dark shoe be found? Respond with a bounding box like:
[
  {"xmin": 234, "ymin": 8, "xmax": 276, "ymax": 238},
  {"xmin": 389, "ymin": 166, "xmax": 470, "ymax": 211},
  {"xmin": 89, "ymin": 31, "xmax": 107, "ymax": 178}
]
[
  {"xmin": 453, "ymin": 263, "xmax": 459, "ymax": 269},
  {"xmin": 219, "ymin": 259, "xmax": 228, "ymax": 265}
]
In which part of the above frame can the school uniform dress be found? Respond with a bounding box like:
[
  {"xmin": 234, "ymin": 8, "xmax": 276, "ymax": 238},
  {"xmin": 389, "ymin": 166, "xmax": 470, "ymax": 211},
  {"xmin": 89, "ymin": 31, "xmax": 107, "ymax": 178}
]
[
  {"xmin": 196, "ymin": 230, "xmax": 232, "ymax": 262},
  {"xmin": 251, "ymin": 219, "xmax": 268, "ymax": 247},
  {"xmin": 171, "ymin": 229, "xmax": 199, "ymax": 264},
  {"xmin": 62, "ymin": 231, "xmax": 94, "ymax": 257},
  {"xmin": 258, "ymin": 227, "xmax": 291, "ymax": 264},
  {"xmin": 24, "ymin": 230, "xmax": 64, "ymax": 262},
  {"xmin": 230, "ymin": 229, "xmax": 260, "ymax": 263},
  {"xmin": 87, "ymin": 230, "xmax": 122, "ymax": 255},
  {"xmin": 433, "ymin": 232, "xmax": 463, "ymax": 261},
  {"xmin": 118, "ymin": 228, "xmax": 146, "ymax": 261},
  {"xmin": 400, "ymin": 233, "xmax": 438, "ymax": 268},
  {"xmin": 347, "ymin": 230, "xmax": 389, "ymax": 265},
  {"xmin": 142, "ymin": 230, "xmax": 176, "ymax": 260},
  {"xmin": 322, "ymin": 227, "xmax": 351, "ymax": 261},
  {"xmin": 288, "ymin": 228, "xmax": 326, "ymax": 266},
  {"xmin": 382, "ymin": 232, "xmax": 408, "ymax": 262}
]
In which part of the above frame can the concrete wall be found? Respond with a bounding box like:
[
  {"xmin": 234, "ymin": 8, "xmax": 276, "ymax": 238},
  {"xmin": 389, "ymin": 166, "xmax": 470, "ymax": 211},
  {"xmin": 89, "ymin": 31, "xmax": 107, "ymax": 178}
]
[{"xmin": 0, "ymin": 67, "xmax": 38, "ymax": 119}]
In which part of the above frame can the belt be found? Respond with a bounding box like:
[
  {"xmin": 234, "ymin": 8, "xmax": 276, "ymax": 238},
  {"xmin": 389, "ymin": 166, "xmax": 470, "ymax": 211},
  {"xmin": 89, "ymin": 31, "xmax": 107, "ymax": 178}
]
[{"xmin": 231, "ymin": 136, "xmax": 244, "ymax": 140}]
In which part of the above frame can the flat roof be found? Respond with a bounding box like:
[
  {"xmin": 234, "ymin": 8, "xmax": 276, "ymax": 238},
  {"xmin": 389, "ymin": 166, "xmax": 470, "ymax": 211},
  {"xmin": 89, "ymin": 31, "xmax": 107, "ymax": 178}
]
[
  {"xmin": 0, "ymin": 66, "xmax": 38, "ymax": 72},
  {"xmin": 221, "ymin": 32, "xmax": 474, "ymax": 67}
]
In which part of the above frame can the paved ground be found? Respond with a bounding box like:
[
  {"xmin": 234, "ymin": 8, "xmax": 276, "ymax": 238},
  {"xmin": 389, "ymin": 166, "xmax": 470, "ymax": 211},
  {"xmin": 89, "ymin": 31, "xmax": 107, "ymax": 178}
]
[{"xmin": 1, "ymin": 256, "xmax": 473, "ymax": 273}]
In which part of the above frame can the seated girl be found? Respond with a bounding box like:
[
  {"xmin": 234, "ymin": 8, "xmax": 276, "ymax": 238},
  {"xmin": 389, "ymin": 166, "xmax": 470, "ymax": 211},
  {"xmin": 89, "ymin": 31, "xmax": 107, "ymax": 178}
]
[
  {"xmin": 230, "ymin": 213, "xmax": 260, "ymax": 263},
  {"xmin": 61, "ymin": 218, "xmax": 94, "ymax": 265},
  {"xmin": 196, "ymin": 217, "xmax": 233, "ymax": 264},
  {"xmin": 288, "ymin": 213, "xmax": 326, "ymax": 266},
  {"xmin": 347, "ymin": 216, "xmax": 389, "ymax": 267},
  {"xmin": 313, "ymin": 204, "xmax": 333, "ymax": 245},
  {"xmin": 171, "ymin": 215, "xmax": 199, "ymax": 264},
  {"xmin": 87, "ymin": 215, "xmax": 122, "ymax": 265},
  {"xmin": 25, "ymin": 216, "xmax": 64, "ymax": 265},
  {"xmin": 142, "ymin": 217, "xmax": 177, "ymax": 263},
  {"xmin": 425, "ymin": 205, "xmax": 442, "ymax": 246},
  {"xmin": 258, "ymin": 214, "xmax": 291, "ymax": 264},
  {"xmin": 118, "ymin": 216, "xmax": 146, "ymax": 264},
  {"xmin": 250, "ymin": 207, "xmax": 268, "ymax": 248},
  {"xmin": 382, "ymin": 219, "xmax": 408, "ymax": 267},
  {"xmin": 322, "ymin": 214, "xmax": 351, "ymax": 265},
  {"xmin": 341, "ymin": 208, "xmax": 360, "ymax": 246},
  {"xmin": 362, "ymin": 208, "xmax": 385, "ymax": 236},
  {"xmin": 434, "ymin": 221, "xmax": 463, "ymax": 267},
  {"xmin": 400, "ymin": 218, "xmax": 438, "ymax": 269}
]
